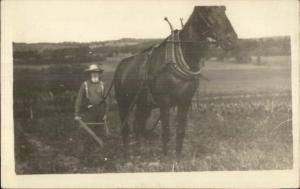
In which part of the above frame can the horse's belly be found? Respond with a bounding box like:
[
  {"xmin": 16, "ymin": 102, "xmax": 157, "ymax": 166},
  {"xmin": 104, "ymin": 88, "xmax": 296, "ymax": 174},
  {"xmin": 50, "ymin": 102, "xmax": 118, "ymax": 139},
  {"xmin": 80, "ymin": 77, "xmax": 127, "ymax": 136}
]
[{"xmin": 152, "ymin": 72, "xmax": 198, "ymax": 103}]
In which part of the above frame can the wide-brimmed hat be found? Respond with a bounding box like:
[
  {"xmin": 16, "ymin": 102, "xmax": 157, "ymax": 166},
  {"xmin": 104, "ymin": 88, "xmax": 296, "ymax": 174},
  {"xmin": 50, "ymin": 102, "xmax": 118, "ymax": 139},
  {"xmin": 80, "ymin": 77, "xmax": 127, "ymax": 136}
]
[{"xmin": 84, "ymin": 64, "xmax": 104, "ymax": 73}]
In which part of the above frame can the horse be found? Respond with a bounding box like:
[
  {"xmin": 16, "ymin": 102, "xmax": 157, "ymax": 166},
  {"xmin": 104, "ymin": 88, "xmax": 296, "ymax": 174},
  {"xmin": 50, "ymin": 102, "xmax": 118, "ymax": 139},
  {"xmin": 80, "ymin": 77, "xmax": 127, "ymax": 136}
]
[{"xmin": 113, "ymin": 6, "xmax": 238, "ymax": 158}]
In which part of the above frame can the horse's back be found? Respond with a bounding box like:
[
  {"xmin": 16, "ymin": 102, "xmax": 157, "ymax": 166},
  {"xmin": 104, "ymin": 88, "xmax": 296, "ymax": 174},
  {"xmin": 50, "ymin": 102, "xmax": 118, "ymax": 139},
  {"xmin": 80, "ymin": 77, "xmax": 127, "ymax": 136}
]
[{"xmin": 114, "ymin": 53, "xmax": 149, "ymax": 102}]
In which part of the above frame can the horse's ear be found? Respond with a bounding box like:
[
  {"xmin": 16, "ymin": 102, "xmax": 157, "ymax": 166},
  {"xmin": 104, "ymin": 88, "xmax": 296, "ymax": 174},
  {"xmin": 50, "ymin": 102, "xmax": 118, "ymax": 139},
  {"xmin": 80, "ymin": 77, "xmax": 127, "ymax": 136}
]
[
  {"xmin": 193, "ymin": 6, "xmax": 201, "ymax": 12},
  {"xmin": 180, "ymin": 18, "xmax": 184, "ymax": 28},
  {"xmin": 220, "ymin": 6, "xmax": 226, "ymax": 11}
]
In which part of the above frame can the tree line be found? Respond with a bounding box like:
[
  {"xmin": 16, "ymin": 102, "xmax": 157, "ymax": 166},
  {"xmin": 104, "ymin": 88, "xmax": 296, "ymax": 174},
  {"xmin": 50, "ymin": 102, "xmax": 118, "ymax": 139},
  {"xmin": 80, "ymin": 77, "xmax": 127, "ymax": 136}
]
[{"xmin": 13, "ymin": 36, "xmax": 290, "ymax": 65}]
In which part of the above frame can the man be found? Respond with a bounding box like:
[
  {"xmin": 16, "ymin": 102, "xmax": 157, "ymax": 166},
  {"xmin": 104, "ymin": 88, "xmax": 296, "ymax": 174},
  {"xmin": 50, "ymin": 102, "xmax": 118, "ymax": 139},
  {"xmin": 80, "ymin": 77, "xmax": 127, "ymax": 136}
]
[{"xmin": 74, "ymin": 64, "xmax": 109, "ymax": 142}]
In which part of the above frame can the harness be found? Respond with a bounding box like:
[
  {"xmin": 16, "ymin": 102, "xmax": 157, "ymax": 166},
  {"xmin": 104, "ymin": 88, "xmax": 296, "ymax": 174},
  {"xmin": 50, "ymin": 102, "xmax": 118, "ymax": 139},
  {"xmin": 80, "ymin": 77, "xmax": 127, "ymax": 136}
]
[
  {"xmin": 136, "ymin": 19, "xmax": 212, "ymax": 101},
  {"xmin": 166, "ymin": 30, "xmax": 200, "ymax": 80},
  {"xmin": 163, "ymin": 17, "xmax": 212, "ymax": 80},
  {"xmin": 139, "ymin": 31, "xmax": 209, "ymax": 82}
]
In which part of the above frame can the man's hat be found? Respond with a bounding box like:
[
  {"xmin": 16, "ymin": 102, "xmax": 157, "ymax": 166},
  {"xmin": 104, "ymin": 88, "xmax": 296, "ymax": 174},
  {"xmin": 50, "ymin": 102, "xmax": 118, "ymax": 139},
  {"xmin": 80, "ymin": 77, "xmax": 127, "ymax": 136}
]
[{"xmin": 84, "ymin": 64, "xmax": 104, "ymax": 73}]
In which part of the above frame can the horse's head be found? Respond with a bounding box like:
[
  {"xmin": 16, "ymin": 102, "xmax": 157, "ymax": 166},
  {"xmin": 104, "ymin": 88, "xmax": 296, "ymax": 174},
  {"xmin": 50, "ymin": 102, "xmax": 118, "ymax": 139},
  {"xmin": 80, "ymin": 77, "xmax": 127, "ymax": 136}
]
[{"xmin": 191, "ymin": 6, "xmax": 238, "ymax": 50}]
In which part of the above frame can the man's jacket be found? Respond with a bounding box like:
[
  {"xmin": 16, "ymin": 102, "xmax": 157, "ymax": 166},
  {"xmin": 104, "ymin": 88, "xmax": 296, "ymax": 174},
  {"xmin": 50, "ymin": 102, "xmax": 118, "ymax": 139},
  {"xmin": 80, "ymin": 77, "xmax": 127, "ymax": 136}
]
[{"xmin": 74, "ymin": 80, "xmax": 108, "ymax": 117}]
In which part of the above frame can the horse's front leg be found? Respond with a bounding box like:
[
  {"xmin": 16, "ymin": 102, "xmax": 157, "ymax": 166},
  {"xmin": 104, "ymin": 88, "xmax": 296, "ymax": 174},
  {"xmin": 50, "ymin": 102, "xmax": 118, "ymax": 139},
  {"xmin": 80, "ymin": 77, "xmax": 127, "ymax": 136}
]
[
  {"xmin": 176, "ymin": 102, "xmax": 190, "ymax": 159},
  {"xmin": 159, "ymin": 101, "xmax": 171, "ymax": 155}
]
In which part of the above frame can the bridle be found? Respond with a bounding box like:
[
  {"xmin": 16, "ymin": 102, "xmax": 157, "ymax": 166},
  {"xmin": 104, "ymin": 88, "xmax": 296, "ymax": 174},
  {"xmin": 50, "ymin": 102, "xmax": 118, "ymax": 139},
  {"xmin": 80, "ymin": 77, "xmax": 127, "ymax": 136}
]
[{"xmin": 164, "ymin": 13, "xmax": 217, "ymax": 45}]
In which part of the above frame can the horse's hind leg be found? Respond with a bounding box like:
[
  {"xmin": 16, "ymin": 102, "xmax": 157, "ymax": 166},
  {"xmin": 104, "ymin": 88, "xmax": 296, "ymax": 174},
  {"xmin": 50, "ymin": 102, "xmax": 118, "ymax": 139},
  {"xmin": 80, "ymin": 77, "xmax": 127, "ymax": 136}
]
[{"xmin": 159, "ymin": 102, "xmax": 171, "ymax": 156}]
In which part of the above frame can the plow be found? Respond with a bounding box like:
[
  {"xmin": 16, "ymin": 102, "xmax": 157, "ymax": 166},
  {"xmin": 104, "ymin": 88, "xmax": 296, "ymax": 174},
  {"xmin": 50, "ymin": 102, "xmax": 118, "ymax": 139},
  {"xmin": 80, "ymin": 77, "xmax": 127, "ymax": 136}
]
[{"xmin": 76, "ymin": 118, "xmax": 110, "ymax": 148}]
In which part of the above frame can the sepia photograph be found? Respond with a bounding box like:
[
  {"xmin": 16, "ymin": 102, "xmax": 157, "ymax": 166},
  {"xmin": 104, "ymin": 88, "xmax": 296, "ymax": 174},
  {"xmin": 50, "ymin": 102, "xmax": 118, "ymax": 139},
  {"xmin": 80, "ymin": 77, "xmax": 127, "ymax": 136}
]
[{"xmin": 1, "ymin": 0, "xmax": 299, "ymax": 188}]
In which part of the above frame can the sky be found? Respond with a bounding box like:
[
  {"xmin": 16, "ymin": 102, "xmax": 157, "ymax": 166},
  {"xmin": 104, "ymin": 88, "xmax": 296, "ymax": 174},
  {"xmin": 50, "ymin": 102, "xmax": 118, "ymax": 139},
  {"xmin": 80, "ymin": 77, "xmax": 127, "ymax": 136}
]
[{"xmin": 3, "ymin": 0, "xmax": 298, "ymax": 43}]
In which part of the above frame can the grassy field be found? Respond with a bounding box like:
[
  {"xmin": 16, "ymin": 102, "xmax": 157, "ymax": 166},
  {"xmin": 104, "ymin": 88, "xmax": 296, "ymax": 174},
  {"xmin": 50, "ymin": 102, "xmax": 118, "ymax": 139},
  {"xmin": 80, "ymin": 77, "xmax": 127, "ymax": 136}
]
[{"xmin": 14, "ymin": 55, "xmax": 293, "ymax": 174}]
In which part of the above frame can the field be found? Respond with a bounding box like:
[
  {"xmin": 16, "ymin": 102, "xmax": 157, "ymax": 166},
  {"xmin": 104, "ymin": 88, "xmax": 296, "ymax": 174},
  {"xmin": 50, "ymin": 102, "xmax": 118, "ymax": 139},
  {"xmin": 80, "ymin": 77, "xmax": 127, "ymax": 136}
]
[{"xmin": 14, "ymin": 55, "xmax": 293, "ymax": 174}]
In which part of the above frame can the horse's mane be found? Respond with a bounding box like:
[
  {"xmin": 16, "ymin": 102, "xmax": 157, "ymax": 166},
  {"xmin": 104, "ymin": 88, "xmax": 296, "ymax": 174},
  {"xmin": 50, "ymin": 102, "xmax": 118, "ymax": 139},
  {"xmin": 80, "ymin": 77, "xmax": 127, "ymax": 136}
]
[{"xmin": 139, "ymin": 35, "xmax": 171, "ymax": 54}]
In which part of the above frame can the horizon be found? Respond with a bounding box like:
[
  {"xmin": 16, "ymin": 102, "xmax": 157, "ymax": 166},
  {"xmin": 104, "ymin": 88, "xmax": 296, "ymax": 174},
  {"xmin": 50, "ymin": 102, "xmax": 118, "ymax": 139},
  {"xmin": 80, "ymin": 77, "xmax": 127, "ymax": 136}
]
[{"xmin": 12, "ymin": 35, "xmax": 291, "ymax": 45}]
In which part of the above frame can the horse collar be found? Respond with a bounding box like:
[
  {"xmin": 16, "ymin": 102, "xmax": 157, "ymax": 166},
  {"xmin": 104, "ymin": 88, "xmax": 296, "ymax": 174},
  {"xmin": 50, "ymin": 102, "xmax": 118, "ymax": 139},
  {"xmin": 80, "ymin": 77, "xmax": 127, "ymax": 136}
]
[{"xmin": 165, "ymin": 30, "xmax": 203, "ymax": 79}]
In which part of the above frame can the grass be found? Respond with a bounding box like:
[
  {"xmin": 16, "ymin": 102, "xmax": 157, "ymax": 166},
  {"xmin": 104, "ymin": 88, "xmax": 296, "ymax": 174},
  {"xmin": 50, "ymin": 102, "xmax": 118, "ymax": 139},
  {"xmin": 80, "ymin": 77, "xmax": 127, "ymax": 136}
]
[{"xmin": 14, "ymin": 55, "xmax": 293, "ymax": 174}]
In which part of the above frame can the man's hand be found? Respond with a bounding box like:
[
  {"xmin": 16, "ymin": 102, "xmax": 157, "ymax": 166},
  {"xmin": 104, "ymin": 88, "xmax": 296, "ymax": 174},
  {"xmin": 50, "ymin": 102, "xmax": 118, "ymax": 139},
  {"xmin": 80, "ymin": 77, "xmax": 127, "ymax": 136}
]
[{"xmin": 74, "ymin": 116, "xmax": 82, "ymax": 121}]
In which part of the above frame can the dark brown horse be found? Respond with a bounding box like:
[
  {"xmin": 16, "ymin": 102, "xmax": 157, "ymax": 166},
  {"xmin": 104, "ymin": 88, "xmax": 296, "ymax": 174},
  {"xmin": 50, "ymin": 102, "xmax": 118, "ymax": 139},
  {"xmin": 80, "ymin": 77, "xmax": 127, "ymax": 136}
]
[{"xmin": 114, "ymin": 6, "xmax": 238, "ymax": 158}]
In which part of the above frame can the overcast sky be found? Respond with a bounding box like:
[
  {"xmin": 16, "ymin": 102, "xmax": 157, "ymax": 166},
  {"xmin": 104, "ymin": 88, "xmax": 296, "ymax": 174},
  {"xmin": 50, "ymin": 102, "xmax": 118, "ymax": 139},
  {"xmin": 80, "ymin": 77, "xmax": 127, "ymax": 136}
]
[{"xmin": 4, "ymin": 0, "xmax": 298, "ymax": 43}]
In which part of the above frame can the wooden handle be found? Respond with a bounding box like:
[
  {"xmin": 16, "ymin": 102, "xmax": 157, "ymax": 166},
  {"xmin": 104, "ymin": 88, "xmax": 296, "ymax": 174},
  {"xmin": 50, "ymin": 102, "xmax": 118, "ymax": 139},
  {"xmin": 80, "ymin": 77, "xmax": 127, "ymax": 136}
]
[{"xmin": 77, "ymin": 119, "xmax": 104, "ymax": 147}]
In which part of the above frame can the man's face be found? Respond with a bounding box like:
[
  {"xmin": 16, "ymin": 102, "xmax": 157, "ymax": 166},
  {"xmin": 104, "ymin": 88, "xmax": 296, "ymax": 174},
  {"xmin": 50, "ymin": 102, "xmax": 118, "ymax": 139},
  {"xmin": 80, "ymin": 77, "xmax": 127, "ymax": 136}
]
[{"xmin": 90, "ymin": 72, "xmax": 101, "ymax": 82}]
